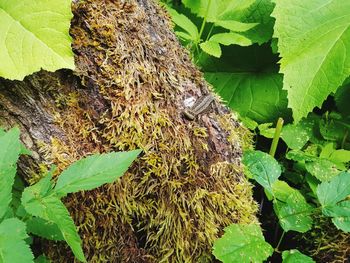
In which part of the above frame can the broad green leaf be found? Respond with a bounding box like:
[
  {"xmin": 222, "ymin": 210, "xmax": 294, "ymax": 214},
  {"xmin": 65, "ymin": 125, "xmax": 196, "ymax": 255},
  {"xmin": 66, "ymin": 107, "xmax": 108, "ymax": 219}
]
[
  {"xmin": 0, "ymin": 128, "xmax": 21, "ymax": 219},
  {"xmin": 322, "ymin": 200, "xmax": 350, "ymax": 218},
  {"xmin": 272, "ymin": 181, "xmax": 313, "ymax": 233},
  {"xmin": 286, "ymin": 150, "xmax": 316, "ymax": 163},
  {"xmin": 205, "ymin": 72, "xmax": 288, "ymax": 123},
  {"xmin": 240, "ymin": 116, "xmax": 258, "ymax": 130},
  {"xmin": 21, "ymin": 194, "xmax": 86, "ymax": 262},
  {"xmin": 21, "ymin": 174, "xmax": 85, "ymax": 261},
  {"xmin": 166, "ymin": 7, "xmax": 199, "ymax": 42},
  {"xmin": 200, "ymin": 33, "xmax": 252, "ymax": 57},
  {"xmin": 182, "ymin": 0, "xmax": 271, "ymax": 44},
  {"xmin": 26, "ymin": 217, "xmax": 64, "ymax": 241},
  {"xmin": 305, "ymin": 159, "xmax": 340, "ymax": 182},
  {"xmin": 258, "ymin": 123, "xmax": 275, "ymax": 139},
  {"xmin": 282, "ymin": 249, "xmax": 315, "ymax": 263},
  {"xmin": 0, "ymin": 0, "xmax": 74, "ymax": 80},
  {"xmin": 317, "ymin": 171, "xmax": 350, "ymax": 206},
  {"xmin": 272, "ymin": 0, "xmax": 350, "ymax": 121},
  {"xmin": 330, "ymin": 149, "xmax": 350, "ymax": 164},
  {"xmin": 10, "ymin": 175, "xmax": 26, "ymax": 214},
  {"xmin": 21, "ymin": 174, "xmax": 54, "ymax": 216},
  {"xmin": 225, "ymin": 0, "xmax": 275, "ymax": 44},
  {"xmin": 304, "ymin": 144, "xmax": 321, "ymax": 157},
  {"xmin": 210, "ymin": 32, "xmax": 252, "ymax": 46},
  {"xmin": 335, "ymin": 83, "xmax": 350, "ymax": 116},
  {"xmin": 270, "ymin": 180, "xmax": 294, "ymax": 201},
  {"xmin": 281, "ymin": 118, "xmax": 315, "ymax": 150},
  {"xmin": 212, "ymin": 224, "xmax": 273, "ymax": 263},
  {"xmin": 183, "ymin": 0, "xmax": 274, "ymax": 44},
  {"xmin": 319, "ymin": 117, "xmax": 350, "ymax": 143},
  {"xmin": 316, "ymin": 172, "xmax": 350, "ymax": 231},
  {"xmin": 321, "ymin": 199, "xmax": 350, "ymax": 232},
  {"xmin": 200, "ymin": 41, "xmax": 222, "ymax": 58},
  {"xmin": 331, "ymin": 216, "xmax": 350, "ymax": 232},
  {"xmin": 0, "ymin": 128, "xmax": 31, "ymax": 156},
  {"xmin": 183, "ymin": 0, "xmax": 255, "ymax": 23},
  {"xmin": 214, "ymin": 20, "xmax": 258, "ymax": 32},
  {"xmin": 319, "ymin": 143, "xmax": 335, "ymax": 159},
  {"xmin": 0, "ymin": 218, "xmax": 34, "ymax": 263},
  {"xmin": 54, "ymin": 150, "xmax": 141, "ymax": 197},
  {"xmin": 243, "ymin": 150, "xmax": 281, "ymax": 194},
  {"xmin": 175, "ymin": 31, "xmax": 193, "ymax": 42}
]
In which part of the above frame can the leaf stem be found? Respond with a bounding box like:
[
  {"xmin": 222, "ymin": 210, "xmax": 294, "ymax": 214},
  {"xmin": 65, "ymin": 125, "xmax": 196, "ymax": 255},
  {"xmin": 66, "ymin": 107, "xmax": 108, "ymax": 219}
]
[
  {"xmin": 197, "ymin": 0, "xmax": 211, "ymax": 44},
  {"xmin": 341, "ymin": 130, "xmax": 348, "ymax": 149},
  {"xmin": 269, "ymin": 118, "xmax": 284, "ymax": 157},
  {"xmin": 275, "ymin": 231, "xmax": 285, "ymax": 253},
  {"xmin": 205, "ymin": 24, "xmax": 215, "ymax": 42}
]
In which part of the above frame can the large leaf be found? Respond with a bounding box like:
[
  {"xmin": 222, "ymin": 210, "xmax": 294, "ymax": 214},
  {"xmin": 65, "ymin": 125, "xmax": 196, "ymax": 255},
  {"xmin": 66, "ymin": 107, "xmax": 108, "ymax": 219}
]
[
  {"xmin": 212, "ymin": 223, "xmax": 273, "ymax": 263},
  {"xmin": 0, "ymin": 128, "xmax": 21, "ymax": 219},
  {"xmin": 183, "ymin": 0, "xmax": 255, "ymax": 23},
  {"xmin": 182, "ymin": 0, "xmax": 274, "ymax": 45},
  {"xmin": 317, "ymin": 171, "xmax": 350, "ymax": 207},
  {"xmin": 0, "ymin": 218, "xmax": 34, "ymax": 263},
  {"xmin": 281, "ymin": 118, "xmax": 315, "ymax": 150},
  {"xmin": 22, "ymin": 192, "xmax": 86, "ymax": 262},
  {"xmin": 305, "ymin": 159, "xmax": 340, "ymax": 182},
  {"xmin": 272, "ymin": 181, "xmax": 313, "ymax": 233},
  {"xmin": 54, "ymin": 150, "xmax": 141, "ymax": 197},
  {"xmin": 214, "ymin": 20, "xmax": 258, "ymax": 32},
  {"xmin": 272, "ymin": 0, "xmax": 350, "ymax": 121},
  {"xmin": 335, "ymin": 83, "xmax": 350, "ymax": 116},
  {"xmin": 230, "ymin": 0, "xmax": 275, "ymax": 44},
  {"xmin": 319, "ymin": 114, "xmax": 350, "ymax": 143},
  {"xmin": 26, "ymin": 217, "xmax": 64, "ymax": 241},
  {"xmin": 317, "ymin": 172, "xmax": 350, "ymax": 232},
  {"xmin": 200, "ymin": 33, "xmax": 252, "ymax": 57},
  {"xmin": 166, "ymin": 6, "xmax": 199, "ymax": 43},
  {"xmin": 282, "ymin": 250, "xmax": 315, "ymax": 263},
  {"xmin": 322, "ymin": 200, "xmax": 350, "ymax": 232},
  {"xmin": 243, "ymin": 150, "xmax": 281, "ymax": 194},
  {"xmin": 0, "ymin": 0, "xmax": 74, "ymax": 80},
  {"xmin": 206, "ymin": 72, "xmax": 287, "ymax": 123}
]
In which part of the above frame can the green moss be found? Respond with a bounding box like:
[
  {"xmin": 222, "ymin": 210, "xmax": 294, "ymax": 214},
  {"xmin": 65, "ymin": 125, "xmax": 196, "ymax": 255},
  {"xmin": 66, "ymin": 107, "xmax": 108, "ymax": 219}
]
[{"xmin": 41, "ymin": 0, "xmax": 258, "ymax": 262}]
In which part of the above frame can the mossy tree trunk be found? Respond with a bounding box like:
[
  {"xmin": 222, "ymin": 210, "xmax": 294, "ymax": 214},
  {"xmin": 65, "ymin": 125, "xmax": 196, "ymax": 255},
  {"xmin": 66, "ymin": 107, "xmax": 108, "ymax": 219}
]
[{"xmin": 0, "ymin": 0, "xmax": 257, "ymax": 262}]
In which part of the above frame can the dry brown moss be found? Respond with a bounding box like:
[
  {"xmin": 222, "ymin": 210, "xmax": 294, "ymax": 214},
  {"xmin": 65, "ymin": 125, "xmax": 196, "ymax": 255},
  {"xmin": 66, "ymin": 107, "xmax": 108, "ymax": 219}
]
[{"xmin": 42, "ymin": 0, "xmax": 258, "ymax": 262}]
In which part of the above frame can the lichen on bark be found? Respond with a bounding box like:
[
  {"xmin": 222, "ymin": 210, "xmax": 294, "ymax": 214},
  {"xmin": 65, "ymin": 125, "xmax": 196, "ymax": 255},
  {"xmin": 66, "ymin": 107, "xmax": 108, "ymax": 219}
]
[{"xmin": 0, "ymin": 0, "xmax": 258, "ymax": 262}]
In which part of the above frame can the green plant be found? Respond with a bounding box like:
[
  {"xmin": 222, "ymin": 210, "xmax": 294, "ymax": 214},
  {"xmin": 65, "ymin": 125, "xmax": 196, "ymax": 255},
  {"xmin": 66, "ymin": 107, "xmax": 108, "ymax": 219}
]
[
  {"xmin": 164, "ymin": 2, "xmax": 350, "ymax": 258},
  {"xmin": 164, "ymin": 0, "xmax": 350, "ymax": 123},
  {"xmin": 212, "ymin": 110, "xmax": 350, "ymax": 262},
  {"xmin": 164, "ymin": 0, "xmax": 267, "ymax": 58},
  {"xmin": 0, "ymin": 0, "xmax": 74, "ymax": 80},
  {"xmin": 0, "ymin": 127, "xmax": 141, "ymax": 263},
  {"xmin": 212, "ymin": 223, "xmax": 273, "ymax": 262}
]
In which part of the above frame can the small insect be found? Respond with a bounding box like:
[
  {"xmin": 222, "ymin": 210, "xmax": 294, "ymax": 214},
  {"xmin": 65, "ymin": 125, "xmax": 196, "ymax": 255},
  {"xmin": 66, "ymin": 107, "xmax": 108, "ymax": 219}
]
[{"xmin": 183, "ymin": 94, "xmax": 214, "ymax": 120}]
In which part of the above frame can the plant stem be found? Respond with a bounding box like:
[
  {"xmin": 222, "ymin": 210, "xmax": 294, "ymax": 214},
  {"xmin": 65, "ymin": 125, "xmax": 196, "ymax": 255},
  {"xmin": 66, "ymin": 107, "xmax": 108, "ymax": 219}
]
[
  {"xmin": 205, "ymin": 24, "xmax": 215, "ymax": 42},
  {"xmin": 275, "ymin": 231, "xmax": 285, "ymax": 253},
  {"xmin": 194, "ymin": 0, "xmax": 211, "ymax": 64},
  {"xmin": 197, "ymin": 0, "xmax": 211, "ymax": 44},
  {"xmin": 269, "ymin": 117, "xmax": 284, "ymax": 157},
  {"xmin": 341, "ymin": 130, "xmax": 348, "ymax": 149}
]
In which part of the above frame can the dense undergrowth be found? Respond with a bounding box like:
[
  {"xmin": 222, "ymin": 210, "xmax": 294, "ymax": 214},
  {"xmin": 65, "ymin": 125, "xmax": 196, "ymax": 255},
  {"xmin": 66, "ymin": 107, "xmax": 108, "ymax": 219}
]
[
  {"xmin": 162, "ymin": 0, "xmax": 350, "ymax": 262},
  {"xmin": 0, "ymin": 0, "xmax": 349, "ymax": 262}
]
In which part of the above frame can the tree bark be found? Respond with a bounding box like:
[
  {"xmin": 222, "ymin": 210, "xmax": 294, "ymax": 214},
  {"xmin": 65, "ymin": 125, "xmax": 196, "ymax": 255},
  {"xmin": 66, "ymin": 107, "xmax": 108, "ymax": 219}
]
[{"xmin": 0, "ymin": 0, "xmax": 257, "ymax": 262}]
